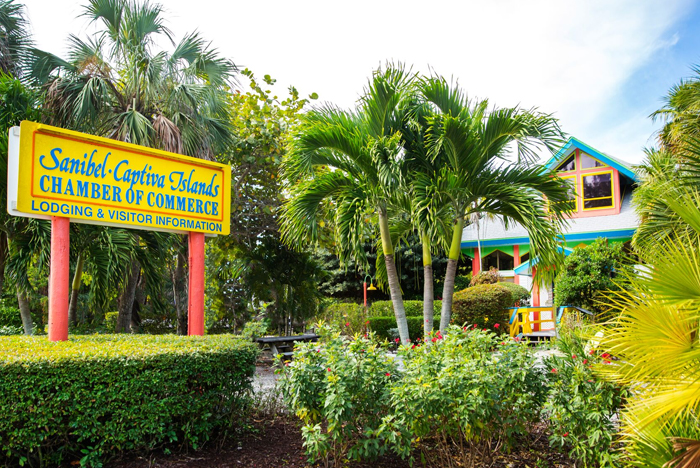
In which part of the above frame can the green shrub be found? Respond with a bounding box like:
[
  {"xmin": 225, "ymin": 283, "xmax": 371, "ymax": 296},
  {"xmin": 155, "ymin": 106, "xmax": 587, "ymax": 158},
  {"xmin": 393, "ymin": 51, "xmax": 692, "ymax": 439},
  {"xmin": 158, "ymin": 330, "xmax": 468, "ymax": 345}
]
[
  {"xmin": 314, "ymin": 302, "xmax": 366, "ymax": 335},
  {"xmin": 544, "ymin": 331, "xmax": 628, "ymax": 467},
  {"xmin": 469, "ymin": 267, "xmax": 501, "ymax": 286},
  {"xmin": 497, "ymin": 281, "xmax": 531, "ymax": 306},
  {"xmin": 104, "ymin": 311, "xmax": 118, "ymax": 331},
  {"xmin": 383, "ymin": 326, "xmax": 547, "ymax": 463},
  {"xmin": 0, "ymin": 334, "xmax": 258, "ymax": 467},
  {"xmin": 368, "ymin": 316, "xmax": 440, "ymax": 341},
  {"xmin": 451, "ymin": 283, "xmax": 512, "ymax": 332},
  {"xmin": 280, "ymin": 326, "xmax": 398, "ymax": 465},
  {"xmin": 0, "ymin": 302, "xmax": 22, "ymax": 328},
  {"xmin": 368, "ymin": 300, "xmax": 441, "ymax": 318},
  {"xmin": 0, "ymin": 325, "xmax": 22, "ymax": 336}
]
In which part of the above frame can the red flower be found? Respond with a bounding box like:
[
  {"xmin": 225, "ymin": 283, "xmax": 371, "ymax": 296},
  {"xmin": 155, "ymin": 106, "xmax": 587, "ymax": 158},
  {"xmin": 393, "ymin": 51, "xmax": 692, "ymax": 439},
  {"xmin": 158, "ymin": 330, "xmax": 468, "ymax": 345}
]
[
  {"xmin": 601, "ymin": 353, "xmax": 610, "ymax": 359},
  {"xmin": 385, "ymin": 372, "xmax": 391, "ymax": 377},
  {"xmin": 394, "ymin": 338, "xmax": 400, "ymax": 343},
  {"xmin": 345, "ymin": 322, "xmax": 350, "ymax": 327},
  {"xmin": 327, "ymin": 368, "xmax": 331, "ymax": 372},
  {"xmin": 500, "ymin": 342, "xmax": 505, "ymax": 345},
  {"xmin": 583, "ymin": 359, "xmax": 588, "ymax": 365},
  {"xmin": 411, "ymin": 345, "xmax": 416, "ymax": 349},
  {"xmin": 551, "ymin": 368, "xmax": 558, "ymax": 374},
  {"xmin": 494, "ymin": 323, "xmax": 500, "ymax": 329},
  {"xmin": 365, "ymin": 320, "xmax": 369, "ymax": 325},
  {"xmin": 431, "ymin": 337, "xmax": 438, "ymax": 343},
  {"xmin": 473, "ymin": 324, "xmax": 478, "ymax": 329},
  {"xmin": 562, "ymin": 432, "xmax": 569, "ymax": 437},
  {"xmin": 588, "ymin": 379, "xmax": 594, "ymax": 383},
  {"xmin": 589, "ymin": 349, "xmax": 595, "ymax": 355},
  {"xmin": 572, "ymin": 354, "xmax": 577, "ymax": 359},
  {"xmin": 463, "ymin": 326, "xmax": 468, "ymax": 331}
]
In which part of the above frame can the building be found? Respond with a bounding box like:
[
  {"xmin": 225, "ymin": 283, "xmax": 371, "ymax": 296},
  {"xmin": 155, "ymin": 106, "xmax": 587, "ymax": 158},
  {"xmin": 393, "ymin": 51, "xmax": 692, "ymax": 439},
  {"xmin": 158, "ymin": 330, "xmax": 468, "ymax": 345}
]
[{"xmin": 460, "ymin": 137, "xmax": 639, "ymax": 306}]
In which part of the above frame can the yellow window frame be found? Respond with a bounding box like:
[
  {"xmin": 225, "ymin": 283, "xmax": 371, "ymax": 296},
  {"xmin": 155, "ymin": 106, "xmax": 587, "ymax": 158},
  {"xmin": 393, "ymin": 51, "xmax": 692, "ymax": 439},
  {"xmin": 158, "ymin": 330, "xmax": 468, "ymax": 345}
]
[
  {"xmin": 579, "ymin": 152, "xmax": 606, "ymax": 169},
  {"xmin": 555, "ymin": 152, "xmax": 577, "ymax": 173},
  {"xmin": 581, "ymin": 170, "xmax": 615, "ymax": 211}
]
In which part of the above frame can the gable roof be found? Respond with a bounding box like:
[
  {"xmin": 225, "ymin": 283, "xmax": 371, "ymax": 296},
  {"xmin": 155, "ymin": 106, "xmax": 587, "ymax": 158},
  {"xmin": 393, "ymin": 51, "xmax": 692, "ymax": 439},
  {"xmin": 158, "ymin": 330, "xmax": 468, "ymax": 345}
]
[{"xmin": 544, "ymin": 137, "xmax": 637, "ymax": 182}]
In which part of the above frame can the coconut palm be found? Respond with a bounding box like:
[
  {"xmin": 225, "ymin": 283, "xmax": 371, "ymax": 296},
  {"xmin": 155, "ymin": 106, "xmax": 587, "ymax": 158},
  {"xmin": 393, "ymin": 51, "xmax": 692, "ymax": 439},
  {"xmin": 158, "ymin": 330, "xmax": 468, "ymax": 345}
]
[
  {"xmin": 651, "ymin": 66, "xmax": 700, "ymax": 152},
  {"xmin": 280, "ymin": 65, "xmax": 416, "ymax": 342},
  {"xmin": 420, "ymin": 76, "xmax": 572, "ymax": 331},
  {"xmin": 28, "ymin": 0, "xmax": 236, "ymax": 331}
]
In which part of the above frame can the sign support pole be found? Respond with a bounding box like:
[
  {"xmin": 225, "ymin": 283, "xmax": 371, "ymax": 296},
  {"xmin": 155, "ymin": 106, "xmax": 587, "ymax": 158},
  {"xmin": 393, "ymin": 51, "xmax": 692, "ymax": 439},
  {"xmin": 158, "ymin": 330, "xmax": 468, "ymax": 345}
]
[
  {"xmin": 188, "ymin": 232, "xmax": 205, "ymax": 336},
  {"xmin": 48, "ymin": 216, "xmax": 70, "ymax": 341}
]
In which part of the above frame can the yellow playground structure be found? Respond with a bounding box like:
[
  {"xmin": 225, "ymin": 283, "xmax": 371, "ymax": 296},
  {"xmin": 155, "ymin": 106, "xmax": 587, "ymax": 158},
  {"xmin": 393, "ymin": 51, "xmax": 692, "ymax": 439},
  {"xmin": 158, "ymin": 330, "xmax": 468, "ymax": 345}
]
[{"xmin": 508, "ymin": 306, "xmax": 593, "ymax": 341}]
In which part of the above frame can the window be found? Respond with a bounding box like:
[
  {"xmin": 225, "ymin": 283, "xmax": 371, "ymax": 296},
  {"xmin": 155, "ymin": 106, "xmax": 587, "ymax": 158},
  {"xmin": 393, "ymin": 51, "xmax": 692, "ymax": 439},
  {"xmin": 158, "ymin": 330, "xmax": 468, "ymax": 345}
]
[
  {"xmin": 582, "ymin": 171, "xmax": 614, "ymax": 209},
  {"xmin": 483, "ymin": 250, "xmax": 514, "ymax": 271},
  {"xmin": 562, "ymin": 176, "xmax": 577, "ymax": 201},
  {"xmin": 556, "ymin": 154, "xmax": 575, "ymax": 172},
  {"xmin": 580, "ymin": 152, "xmax": 605, "ymax": 169},
  {"xmin": 520, "ymin": 252, "xmax": 530, "ymax": 263}
]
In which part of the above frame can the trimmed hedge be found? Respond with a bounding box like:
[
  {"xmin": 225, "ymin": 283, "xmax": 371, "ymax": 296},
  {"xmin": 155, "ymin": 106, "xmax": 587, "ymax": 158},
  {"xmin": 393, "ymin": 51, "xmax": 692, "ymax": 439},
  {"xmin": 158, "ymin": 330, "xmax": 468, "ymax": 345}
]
[
  {"xmin": 368, "ymin": 316, "xmax": 440, "ymax": 341},
  {"xmin": 368, "ymin": 300, "xmax": 442, "ymax": 318},
  {"xmin": 451, "ymin": 283, "xmax": 513, "ymax": 332},
  {"xmin": 497, "ymin": 282, "xmax": 531, "ymax": 306},
  {"xmin": 0, "ymin": 334, "xmax": 258, "ymax": 467}
]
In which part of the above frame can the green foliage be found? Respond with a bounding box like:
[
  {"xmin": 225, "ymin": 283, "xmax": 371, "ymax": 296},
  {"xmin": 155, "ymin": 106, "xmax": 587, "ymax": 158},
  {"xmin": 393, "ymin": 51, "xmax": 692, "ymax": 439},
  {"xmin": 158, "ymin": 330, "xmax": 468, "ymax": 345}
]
[
  {"xmin": 497, "ymin": 282, "xmax": 531, "ymax": 305},
  {"xmin": 279, "ymin": 326, "xmax": 398, "ymax": 465},
  {"xmin": 368, "ymin": 316, "xmax": 439, "ymax": 341},
  {"xmin": 545, "ymin": 332, "xmax": 628, "ymax": 467},
  {"xmin": 104, "ymin": 311, "xmax": 118, "ymax": 331},
  {"xmin": 0, "ymin": 301, "xmax": 21, "ymax": 327},
  {"xmin": 469, "ymin": 267, "xmax": 501, "ymax": 286},
  {"xmin": 315, "ymin": 302, "xmax": 366, "ymax": 335},
  {"xmin": 554, "ymin": 239, "xmax": 631, "ymax": 316},
  {"xmin": 0, "ymin": 334, "xmax": 258, "ymax": 467},
  {"xmin": 240, "ymin": 319, "xmax": 270, "ymax": 341},
  {"xmin": 0, "ymin": 325, "xmax": 22, "ymax": 335},
  {"xmin": 383, "ymin": 327, "xmax": 547, "ymax": 463},
  {"xmin": 451, "ymin": 283, "xmax": 513, "ymax": 331},
  {"xmin": 368, "ymin": 300, "xmax": 442, "ymax": 318}
]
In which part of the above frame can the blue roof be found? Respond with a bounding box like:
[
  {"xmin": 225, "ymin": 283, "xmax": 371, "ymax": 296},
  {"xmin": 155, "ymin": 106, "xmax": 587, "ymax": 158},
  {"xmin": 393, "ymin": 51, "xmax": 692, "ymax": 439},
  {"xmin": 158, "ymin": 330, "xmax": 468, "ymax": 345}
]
[
  {"xmin": 544, "ymin": 137, "xmax": 637, "ymax": 182},
  {"xmin": 513, "ymin": 246, "xmax": 574, "ymax": 276}
]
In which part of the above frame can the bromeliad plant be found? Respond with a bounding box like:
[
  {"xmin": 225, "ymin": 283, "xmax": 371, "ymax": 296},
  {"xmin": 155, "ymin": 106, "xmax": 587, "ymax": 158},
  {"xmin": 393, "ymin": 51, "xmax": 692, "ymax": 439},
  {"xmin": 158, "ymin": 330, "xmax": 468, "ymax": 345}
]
[
  {"xmin": 279, "ymin": 325, "xmax": 399, "ymax": 466},
  {"xmin": 382, "ymin": 326, "xmax": 547, "ymax": 467}
]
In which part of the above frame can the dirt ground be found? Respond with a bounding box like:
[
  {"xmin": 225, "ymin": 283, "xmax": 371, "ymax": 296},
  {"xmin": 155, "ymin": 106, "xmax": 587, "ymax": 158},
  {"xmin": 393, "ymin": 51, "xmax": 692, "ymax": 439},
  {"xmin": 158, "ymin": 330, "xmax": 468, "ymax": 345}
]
[{"xmin": 106, "ymin": 418, "xmax": 573, "ymax": 468}]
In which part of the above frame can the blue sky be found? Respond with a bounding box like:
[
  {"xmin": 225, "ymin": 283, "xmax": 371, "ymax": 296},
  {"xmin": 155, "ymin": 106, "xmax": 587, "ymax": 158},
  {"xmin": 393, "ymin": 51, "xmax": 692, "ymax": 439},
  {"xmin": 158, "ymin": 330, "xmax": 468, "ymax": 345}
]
[{"xmin": 20, "ymin": 0, "xmax": 700, "ymax": 164}]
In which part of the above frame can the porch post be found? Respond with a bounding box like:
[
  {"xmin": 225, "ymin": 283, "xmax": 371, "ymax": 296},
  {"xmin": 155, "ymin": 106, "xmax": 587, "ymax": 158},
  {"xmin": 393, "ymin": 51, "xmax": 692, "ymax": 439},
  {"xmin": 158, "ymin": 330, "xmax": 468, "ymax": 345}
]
[
  {"xmin": 48, "ymin": 216, "xmax": 70, "ymax": 341},
  {"xmin": 531, "ymin": 266, "xmax": 540, "ymax": 331},
  {"xmin": 472, "ymin": 247, "xmax": 481, "ymax": 275},
  {"xmin": 188, "ymin": 232, "xmax": 205, "ymax": 336},
  {"xmin": 513, "ymin": 245, "xmax": 520, "ymax": 285}
]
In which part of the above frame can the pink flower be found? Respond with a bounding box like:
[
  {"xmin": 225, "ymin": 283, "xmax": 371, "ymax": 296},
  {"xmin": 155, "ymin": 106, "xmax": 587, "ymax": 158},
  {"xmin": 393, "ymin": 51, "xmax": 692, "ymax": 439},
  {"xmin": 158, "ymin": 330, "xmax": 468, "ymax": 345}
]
[
  {"xmin": 494, "ymin": 323, "xmax": 500, "ymax": 329},
  {"xmin": 395, "ymin": 338, "xmax": 400, "ymax": 343},
  {"xmin": 345, "ymin": 322, "xmax": 350, "ymax": 327},
  {"xmin": 385, "ymin": 372, "xmax": 391, "ymax": 377},
  {"xmin": 583, "ymin": 359, "xmax": 588, "ymax": 365},
  {"xmin": 473, "ymin": 324, "xmax": 478, "ymax": 329},
  {"xmin": 411, "ymin": 345, "xmax": 416, "ymax": 349},
  {"xmin": 551, "ymin": 368, "xmax": 558, "ymax": 374},
  {"xmin": 327, "ymin": 368, "xmax": 331, "ymax": 372},
  {"xmin": 431, "ymin": 337, "xmax": 438, "ymax": 343},
  {"xmin": 563, "ymin": 432, "xmax": 569, "ymax": 437},
  {"xmin": 500, "ymin": 342, "xmax": 505, "ymax": 345}
]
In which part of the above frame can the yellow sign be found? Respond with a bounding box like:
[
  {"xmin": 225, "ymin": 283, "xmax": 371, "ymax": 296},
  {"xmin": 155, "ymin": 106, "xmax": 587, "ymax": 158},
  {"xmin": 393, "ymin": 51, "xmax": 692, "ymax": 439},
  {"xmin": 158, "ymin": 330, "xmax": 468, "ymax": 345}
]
[{"xmin": 13, "ymin": 121, "xmax": 230, "ymax": 235}]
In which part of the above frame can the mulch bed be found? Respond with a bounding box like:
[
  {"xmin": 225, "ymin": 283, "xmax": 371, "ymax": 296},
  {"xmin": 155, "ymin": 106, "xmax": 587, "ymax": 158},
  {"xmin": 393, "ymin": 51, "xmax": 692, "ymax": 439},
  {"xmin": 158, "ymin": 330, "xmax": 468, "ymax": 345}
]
[{"xmin": 106, "ymin": 418, "xmax": 574, "ymax": 468}]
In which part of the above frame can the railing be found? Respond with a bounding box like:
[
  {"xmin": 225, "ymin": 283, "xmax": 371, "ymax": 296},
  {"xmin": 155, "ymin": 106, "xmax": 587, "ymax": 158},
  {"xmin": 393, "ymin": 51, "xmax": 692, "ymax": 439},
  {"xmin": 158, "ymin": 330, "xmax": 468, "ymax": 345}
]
[{"xmin": 508, "ymin": 305, "xmax": 593, "ymax": 338}]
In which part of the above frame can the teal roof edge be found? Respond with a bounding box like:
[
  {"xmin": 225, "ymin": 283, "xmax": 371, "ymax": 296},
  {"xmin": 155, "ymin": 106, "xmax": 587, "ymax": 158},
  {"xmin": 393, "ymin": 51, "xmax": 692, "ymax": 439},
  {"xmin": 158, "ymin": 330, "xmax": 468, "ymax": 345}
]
[{"xmin": 544, "ymin": 137, "xmax": 637, "ymax": 182}]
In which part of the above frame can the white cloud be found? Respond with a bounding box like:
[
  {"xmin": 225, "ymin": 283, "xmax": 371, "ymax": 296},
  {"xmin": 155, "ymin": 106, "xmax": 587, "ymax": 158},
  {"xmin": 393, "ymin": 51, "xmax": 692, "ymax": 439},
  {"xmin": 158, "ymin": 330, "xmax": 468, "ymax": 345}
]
[{"xmin": 21, "ymin": 0, "xmax": 692, "ymax": 162}]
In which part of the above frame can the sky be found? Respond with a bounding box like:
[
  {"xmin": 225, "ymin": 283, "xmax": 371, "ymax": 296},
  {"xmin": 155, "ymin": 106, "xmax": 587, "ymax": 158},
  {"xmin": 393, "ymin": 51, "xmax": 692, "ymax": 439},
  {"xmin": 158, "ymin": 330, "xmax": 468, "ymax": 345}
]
[{"xmin": 18, "ymin": 0, "xmax": 700, "ymax": 164}]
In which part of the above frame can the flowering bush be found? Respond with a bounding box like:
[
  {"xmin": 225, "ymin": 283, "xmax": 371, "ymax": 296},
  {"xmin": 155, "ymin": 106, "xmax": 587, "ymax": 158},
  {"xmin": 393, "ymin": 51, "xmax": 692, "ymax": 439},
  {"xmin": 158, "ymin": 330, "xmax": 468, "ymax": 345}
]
[
  {"xmin": 279, "ymin": 326, "xmax": 399, "ymax": 466},
  {"xmin": 544, "ymin": 331, "xmax": 628, "ymax": 467},
  {"xmin": 382, "ymin": 326, "xmax": 547, "ymax": 465}
]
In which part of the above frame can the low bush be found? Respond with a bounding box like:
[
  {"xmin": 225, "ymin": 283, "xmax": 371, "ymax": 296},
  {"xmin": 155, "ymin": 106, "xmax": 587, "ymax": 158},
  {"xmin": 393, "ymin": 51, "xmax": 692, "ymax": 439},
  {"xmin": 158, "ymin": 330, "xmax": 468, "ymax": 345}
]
[
  {"xmin": 544, "ymin": 331, "xmax": 628, "ymax": 467},
  {"xmin": 368, "ymin": 316, "xmax": 440, "ymax": 341},
  {"xmin": 384, "ymin": 327, "xmax": 547, "ymax": 464},
  {"xmin": 315, "ymin": 302, "xmax": 366, "ymax": 335},
  {"xmin": 451, "ymin": 283, "xmax": 513, "ymax": 332},
  {"xmin": 0, "ymin": 325, "xmax": 22, "ymax": 336},
  {"xmin": 368, "ymin": 300, "xmax": 441, "ymax": 318},
  {"xmin": 469, "ymin": 267, "xmax": 501, "ymax": 286},
  {"xmin": 0, "ymin": 334, "xmax": 258, "ymax": 467},
  {"xmin": 0, "ymin": 302, "xmax": 22, "ymax": 328},
  {"xmin": 497, "ymin": 281, "xmax": 531, "ymax": 306},
  {"xmin": 280, "ymin": 326, "xmax": 398, "ymax": 465}
]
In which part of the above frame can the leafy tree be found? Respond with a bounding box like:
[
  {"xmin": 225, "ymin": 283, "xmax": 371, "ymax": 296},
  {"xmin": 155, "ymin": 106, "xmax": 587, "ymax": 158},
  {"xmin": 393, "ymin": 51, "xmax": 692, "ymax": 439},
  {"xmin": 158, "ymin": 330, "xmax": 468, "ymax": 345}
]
[
  {"xmin": 553, "ymin": 238, "xmax": 631, "ymax": 316},
  {"xmin": 420, "ymin": 75, "xmax": 572, "ymax": 331},
  {"xmin": 29, "ymin": 0, "xmax": 236, "ymax": 331},
  {"xmin": 652, "ymin": 66, "xmax": 700, "ymax": 152},
  {"xmin": 281, "ymin": 65, "xmax": 416, "ymax": 342}
]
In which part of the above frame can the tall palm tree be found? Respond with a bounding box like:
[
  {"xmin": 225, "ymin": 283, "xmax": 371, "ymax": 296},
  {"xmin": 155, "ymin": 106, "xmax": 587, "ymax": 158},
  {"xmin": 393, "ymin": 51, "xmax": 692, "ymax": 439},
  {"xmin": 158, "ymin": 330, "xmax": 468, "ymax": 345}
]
[
  {"xmin": 651, "ymin": 66, "xmax": 700, "ymax": 152},
  {"xmin": 280, "ymin": 65, "xmax": 415, "ymax": 342},
  {"xmin": 28, "ymin": 0, "xmax": 236, "ymax": 331},
  {"xmin": 420, "ymin": 76, "xmax": 572, "ymax": 331},
  {"xmin": 0, "ymin": 0, "xmax": 31, "ymax": 78}
]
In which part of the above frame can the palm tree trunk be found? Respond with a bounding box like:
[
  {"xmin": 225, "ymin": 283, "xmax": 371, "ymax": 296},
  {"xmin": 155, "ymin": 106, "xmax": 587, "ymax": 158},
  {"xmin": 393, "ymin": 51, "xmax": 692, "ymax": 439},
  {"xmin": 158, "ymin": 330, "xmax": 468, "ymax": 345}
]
[
  {"xmin": 421, "ymin": 232, "xmax": 434, "ymax": 337},
  {"xmin": 68, "ymin": 252, "xmax": 84, "ymax": 326},
  {"xmin": 116, "ymin": 259, "xmax": 140, "ymax": 333},
  {"xmin": 440, "ymin": 217, "xmax": 465, "ymax": 332},
  {"xmin": 17, "ymin": 290, "xmax": 33, "ymax": 335},
  {"xmin": 0, "ymin": 231, "xmax": 8, "ymax": 295},
  {"xmin": 378, "ymin": 211, "xmax": 410, "ymax": 343}
]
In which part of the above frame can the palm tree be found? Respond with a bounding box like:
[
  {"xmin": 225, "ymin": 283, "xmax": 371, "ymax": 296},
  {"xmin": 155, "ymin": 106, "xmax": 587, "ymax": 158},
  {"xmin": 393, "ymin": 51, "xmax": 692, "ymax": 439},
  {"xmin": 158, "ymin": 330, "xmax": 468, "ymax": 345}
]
[
  {"xmin": 280, "ymin": 65, "xmax": 415, "ymax": 342},
  {"xmin": 651, "ymin": 66, "xmax": 700, "ymax": 152},
  {"xmin": 420, "ymin": 76, "xmax": 572, "ymax": 331},
  {"xmin": 28, "ymin": 0, "xmax": 236, "ymax": 331},
  {"xmin": 0, "ymin": 0, "xmax": 31, "ymax": 78}
]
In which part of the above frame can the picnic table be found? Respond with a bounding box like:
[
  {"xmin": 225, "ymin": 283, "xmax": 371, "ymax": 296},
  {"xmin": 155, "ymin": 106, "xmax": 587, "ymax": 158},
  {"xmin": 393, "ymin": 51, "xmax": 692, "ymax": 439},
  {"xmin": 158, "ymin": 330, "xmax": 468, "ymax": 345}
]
[{"xmin": 255, "ymin": 333, "xmax": 320, "ymax": 360}]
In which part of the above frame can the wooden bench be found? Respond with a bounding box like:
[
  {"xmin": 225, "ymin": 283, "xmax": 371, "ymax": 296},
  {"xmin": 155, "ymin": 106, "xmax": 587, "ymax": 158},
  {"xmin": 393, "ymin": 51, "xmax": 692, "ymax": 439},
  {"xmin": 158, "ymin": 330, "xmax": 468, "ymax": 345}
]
[{"xmin": 255, "ymin": 334, "xmax": 320, "ymax": 360}]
